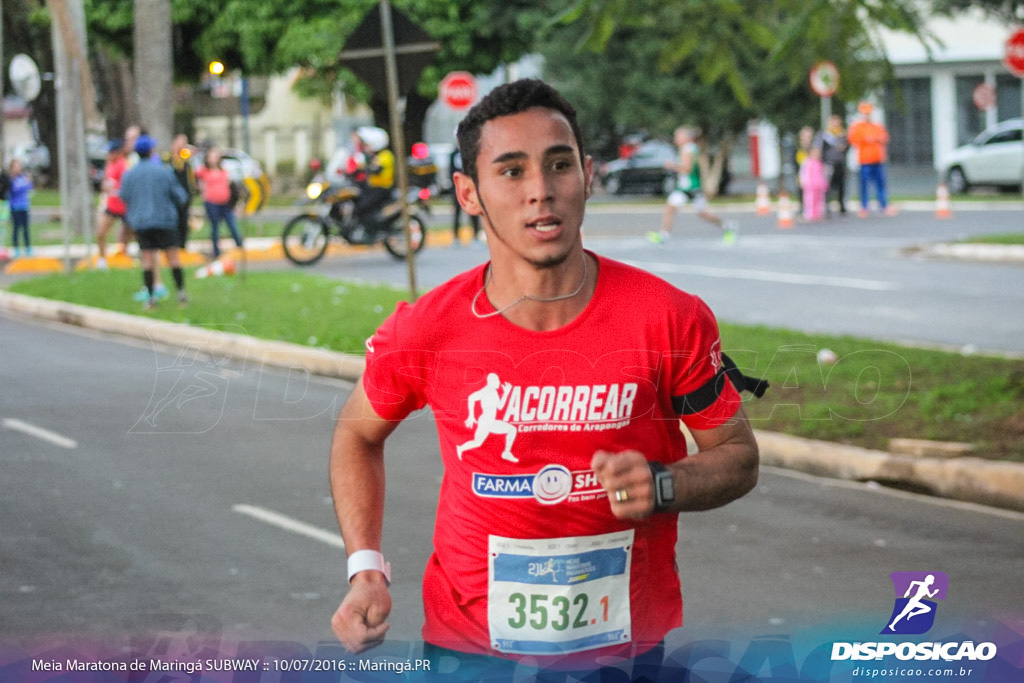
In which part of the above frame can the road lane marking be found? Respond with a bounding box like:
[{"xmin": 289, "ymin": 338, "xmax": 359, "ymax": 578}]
[
  {"xmin": 1, "ymin": 418, "xmax": 78, "ymax": 449},
  {"xmin": 624, "ymin": 260, "xmax": 899, "ymax": 291},
  {"xmin": 232, "ymin": 504, "xmax": 345, "ymax": 549}
]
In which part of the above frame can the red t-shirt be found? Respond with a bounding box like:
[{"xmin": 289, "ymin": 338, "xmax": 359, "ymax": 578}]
[
  {"xmin": 362, "ymin": 254, "xmax": 741, "ymax": 667},
  {"xmin": 103, "ymin": 157, "xmax": 127, "ymax": 216}
]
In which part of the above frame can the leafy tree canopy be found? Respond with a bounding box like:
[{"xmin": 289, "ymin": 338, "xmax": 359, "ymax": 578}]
[
  {"xmin": 547, "ymin": 1, "xmax": 936, "ymax": 144},
  {"xmin": 930, "ymin": 0, "xmax": 1024, "ymax": 23},
  {"xmin": 84, "ymin": 0, "xmax": 553, "ymax": 100}
]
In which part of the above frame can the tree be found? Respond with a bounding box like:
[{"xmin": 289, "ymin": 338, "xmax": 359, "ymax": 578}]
[
  {"xmin": 930, "ymin": 0, "xmax": 1024, "ymax": 23},
  {"xmin": 83, "ymin": 0, "xmax": 557, "ymax": 152},
  {"xmin": 547, "ymin": 0, "xmax": 935, "ymax": 194}
]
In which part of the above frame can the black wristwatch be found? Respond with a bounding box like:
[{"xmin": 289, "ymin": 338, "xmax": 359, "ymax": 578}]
[{"xmin": 649, "ymin": 461, "xmax": 675, "ymax": 512}]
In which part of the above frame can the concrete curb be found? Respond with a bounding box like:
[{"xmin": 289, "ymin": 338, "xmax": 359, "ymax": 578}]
[
  {"xmin": 0, "ymin": 290, "xmax": 366, "ymax": 380},
  {"xmin": 3, "ymin": 289, "xmax": 1023, "ymax": 515},
  {"xmin": 756, "ymin": 431, "xmax": 1024, "ymax": 513},
  {"xmin": 916, "ymin": 242, "xmax": 1024, "ymax": 262}
]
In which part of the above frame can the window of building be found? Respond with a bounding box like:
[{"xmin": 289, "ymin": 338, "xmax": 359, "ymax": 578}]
[
  {"xmin": 885, "ymin": 78, "xmax": 933, "ymax": 164},
  {"xmin": 995, "ymin": 75, "xmax": 1022, "ymax": 122},
  {"xmin": 955, "ymin": 75, "xmax": 989, "ymax": 146}
]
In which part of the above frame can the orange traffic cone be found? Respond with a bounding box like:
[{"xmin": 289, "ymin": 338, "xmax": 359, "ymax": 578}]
[
  {"xmin": 777, "ymin": 192, "xmax": 794, "ymax": 229},
  {"xmin": 755, "ymin": 183, "xmax": 772, "ymax": 215},
  {"xmin": 196, "ymin": 255, "xmax": 236, "ymax": 279},
  {"xmin": 935, "ymin": 182, "xmax": 952, "ymax": 219}
]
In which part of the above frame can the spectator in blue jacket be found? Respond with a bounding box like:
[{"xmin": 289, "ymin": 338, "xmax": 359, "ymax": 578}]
[
  {"xmin": 8, "ymin": 159, "xmax": 33, "ymax": 256},
  {"xmin": 119, "ymin": 135, "xmax": 189, "ymax": 309}
]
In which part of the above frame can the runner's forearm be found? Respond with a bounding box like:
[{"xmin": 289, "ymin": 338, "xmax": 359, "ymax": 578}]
[
  {"xmin": 329, "ymin": 381, "xmax": 394, "ymax": 553},
  {"xmin": 668, "ymin": 414, "xmax": 758, "ymax": 512},
  {"xmin": 330, "ymin": 426, "xmax": 386, "ymax": 552}
]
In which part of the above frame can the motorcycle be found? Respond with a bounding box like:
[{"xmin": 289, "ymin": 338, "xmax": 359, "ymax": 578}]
[{"xmin": 281, "ymin": 154, "xmax": 436, "ymax": 266}]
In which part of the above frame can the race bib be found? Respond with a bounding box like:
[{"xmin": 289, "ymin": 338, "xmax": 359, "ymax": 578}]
[{"xmin": 488, "ymin": 530, "xmax": 633, "ymax": 655}]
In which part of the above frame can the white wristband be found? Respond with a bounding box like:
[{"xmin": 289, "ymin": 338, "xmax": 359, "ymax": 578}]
[{"xmin": 347, "ymin": 549, "xmax": 391, "ymax": 585}]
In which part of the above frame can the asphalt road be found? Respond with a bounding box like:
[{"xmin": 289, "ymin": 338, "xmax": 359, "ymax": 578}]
[
  {"xmin": 2, "ymin": 311, "xmax": 1022, "ymax": 660},
  {"xmin": 271, "ymin": 203, "xmax": 1020, "ymax": 354}
]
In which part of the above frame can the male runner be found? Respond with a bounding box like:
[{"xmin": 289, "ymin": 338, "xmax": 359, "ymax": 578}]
[{"xmin": 329, "ymin": 80, "xmax": 761, "ymax": 676}]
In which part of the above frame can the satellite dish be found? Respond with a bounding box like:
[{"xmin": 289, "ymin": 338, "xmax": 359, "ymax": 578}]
[{"xmin": 10, "ymin": 54, "xmax": 42, "ymax": 102}]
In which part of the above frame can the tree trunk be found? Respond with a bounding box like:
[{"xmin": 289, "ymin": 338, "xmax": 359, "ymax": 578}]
[
  {"xmin": 369, "ymin": 91, "xmax": 433, "ymax": 156},
  {"xmin": 403, "ymin": 90, "xmax": 431, "ymax": 150},
  {"xmin": 92, "ymin": 47, "xmax": 138, "ymax": 138},
  {"xmin": 133, "ymin": 0, "xmax": 173, "ymax": 149},
  {"xmin": 699, "ymin": 133, "xmax": 737, "ymax": 199}
]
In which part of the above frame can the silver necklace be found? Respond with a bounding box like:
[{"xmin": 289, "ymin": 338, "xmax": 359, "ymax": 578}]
[{"xmin": 470, "ymin": 252, "xmax": 589, "ymax": 319}]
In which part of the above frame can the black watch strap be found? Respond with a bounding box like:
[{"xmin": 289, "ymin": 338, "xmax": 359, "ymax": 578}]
[{"xmin": 649, "ymin": 461, "xmax": 675, "ymax": 512}]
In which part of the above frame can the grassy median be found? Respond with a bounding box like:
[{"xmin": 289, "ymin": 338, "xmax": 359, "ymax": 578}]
[{"xmin": 8, "ymin": 268, "xmax": 1024, "ymax": 462}]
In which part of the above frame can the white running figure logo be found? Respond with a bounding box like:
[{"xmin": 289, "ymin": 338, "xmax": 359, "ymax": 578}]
[
  {"xmin": 888, "ymin": 574, "xmax": 939, "ymax": 631},
  {"xmin": 530, "ymin": 558, "xmax": 559, "ymax": 582},
  {"xmin": 456, "ymin": 373, "xmax": 518, "ymax": 463}
]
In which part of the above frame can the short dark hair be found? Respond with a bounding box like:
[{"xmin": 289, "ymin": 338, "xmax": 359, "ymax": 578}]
[{"xmin": 456, "ymin": 79, "xmax": 586, "ymax": 183}]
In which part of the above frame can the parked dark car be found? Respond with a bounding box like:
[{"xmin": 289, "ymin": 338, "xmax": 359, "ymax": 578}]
[{"xmin": 599, "ymin": 140, "xmax": 677, "ymax": 196}]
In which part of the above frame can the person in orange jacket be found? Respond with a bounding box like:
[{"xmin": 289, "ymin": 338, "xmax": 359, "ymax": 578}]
[{"xmin": 847, "ymin": 101, "xmax": 896, "ymax": 217}]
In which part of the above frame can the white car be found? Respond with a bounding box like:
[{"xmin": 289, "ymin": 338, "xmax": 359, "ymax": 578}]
[{"xmin": 942, "ymin": 119, "xmax": 1023, "ymax": 194}]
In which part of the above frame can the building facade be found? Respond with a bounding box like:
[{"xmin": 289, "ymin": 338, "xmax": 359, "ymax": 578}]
[{"xmin": 881, "ymin": 12, "xmax": 1022, "ymax": 169}]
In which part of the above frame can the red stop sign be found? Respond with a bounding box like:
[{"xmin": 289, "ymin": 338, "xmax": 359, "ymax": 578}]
[
  {"xmin": 440, "ymin": 71, "xmax": 477, "ymax": 110},
  {"xmin": 1005, "ymin": 28, "xmax": 1024, "ymax": 78}
]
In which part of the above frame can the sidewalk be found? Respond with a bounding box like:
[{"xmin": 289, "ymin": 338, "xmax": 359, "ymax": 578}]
[
  {"xmin": 0, "ymin": 232, "xmax": 454, "ymax": 276},
  {"xmin": 1, "ymin": 287, "xmax": 1022, "ymax": 515}
]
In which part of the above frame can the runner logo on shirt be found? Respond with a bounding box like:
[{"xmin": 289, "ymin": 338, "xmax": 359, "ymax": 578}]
[{"xmin": 456, "ymin": 372, "xmax": 640, "ymax": 464}]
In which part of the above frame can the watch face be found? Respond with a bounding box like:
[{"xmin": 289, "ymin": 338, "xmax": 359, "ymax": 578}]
[{"xmin": 657, "ymin": 473, "xmax": 674, "ymax": 503}]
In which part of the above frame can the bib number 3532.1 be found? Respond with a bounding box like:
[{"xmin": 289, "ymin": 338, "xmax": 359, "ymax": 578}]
[{"xmin": 487, "ymin": 530, "xmax": 633, "ymax": 655}]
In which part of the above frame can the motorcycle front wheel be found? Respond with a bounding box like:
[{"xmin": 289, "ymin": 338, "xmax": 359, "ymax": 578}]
[
  {"xmin": 383, "ymin": 214, "xmax": 427, "ymax": 260},
  {"xmin": 282, "ymin": 215, "xmax": 331, "ymax": 266}
]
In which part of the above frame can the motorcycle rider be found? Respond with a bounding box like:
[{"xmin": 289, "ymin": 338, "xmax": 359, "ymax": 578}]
[{"xmin": 350, "ymin": 126, "xmax": 395, "ymax": 230}]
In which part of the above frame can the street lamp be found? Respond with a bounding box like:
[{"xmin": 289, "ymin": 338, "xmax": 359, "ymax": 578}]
[{"xmin": 207, "ymin": 60, "xmax": 249, "ymax": 154}]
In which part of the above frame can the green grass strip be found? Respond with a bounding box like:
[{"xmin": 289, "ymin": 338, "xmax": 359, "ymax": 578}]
[{"xmin": 9, "ymin": 269, "xmax": 1024, "ymax": 462}]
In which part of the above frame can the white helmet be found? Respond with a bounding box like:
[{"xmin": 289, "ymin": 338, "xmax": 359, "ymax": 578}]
[{"xmin": 357, "ymin": 126, "xmax": 389, "ymax": 153}]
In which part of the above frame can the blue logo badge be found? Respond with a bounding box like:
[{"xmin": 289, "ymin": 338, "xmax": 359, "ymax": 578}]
[{"xmin": 880, "ymin": 571, "xmax": 949, "ymax": 635}]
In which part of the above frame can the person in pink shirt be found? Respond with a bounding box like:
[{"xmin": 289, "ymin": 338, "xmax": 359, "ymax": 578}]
[
  {"xmin": 195, "ymin": 147, "xmax": 243, "ymax": 259},
  {"xmin": 799, "ymin": 146, "xmax": 829, "ymax": 222}
]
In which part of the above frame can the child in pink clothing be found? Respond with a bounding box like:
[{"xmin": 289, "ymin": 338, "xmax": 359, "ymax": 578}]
[{"xmin": 799, "ymin": 146, "xmax": 828, "ymax": 221}]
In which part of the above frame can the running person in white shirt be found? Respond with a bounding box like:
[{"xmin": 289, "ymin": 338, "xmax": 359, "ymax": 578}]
[{"xmin": 649, "ymin": 125, "xmax": 737, "ymax": 245}]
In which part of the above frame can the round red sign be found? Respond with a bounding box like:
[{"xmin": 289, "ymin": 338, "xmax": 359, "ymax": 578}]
[
  {"xmin": 809, "ymin": 61, "xmax": 840, "ymax": 97},
  {"xmin": 1005, "ymin": 28, "xmax": 1024, "ymax": 78},
  {"xmin": 440, "ymin": 71, "xmax": 477, "ymax": 110},
  {"xmin": 972, "ymin": 83, "xmax": 996, "ymax": 111}
]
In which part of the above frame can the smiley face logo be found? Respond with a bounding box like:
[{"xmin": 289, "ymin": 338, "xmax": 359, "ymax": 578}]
[{"xmin": 533, "ymin": 465, "xmax": 573, "ymax": 505}]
